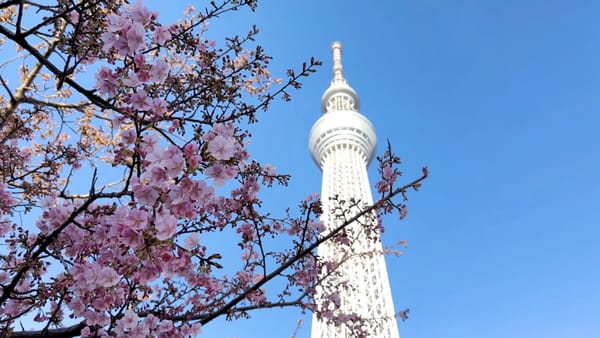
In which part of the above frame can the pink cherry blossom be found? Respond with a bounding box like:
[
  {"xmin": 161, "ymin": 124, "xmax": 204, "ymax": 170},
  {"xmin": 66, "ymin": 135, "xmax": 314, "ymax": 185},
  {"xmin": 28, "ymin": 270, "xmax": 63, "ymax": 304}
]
[
  {"xmin": 152, "ymin": 98, "xmax": 168, "ymax": 117},
  {"xmin": 0, "ymin": 182, "xmax": 15, "ymax": 216},
  {"xmin": 156, "ymin": 320, "xmax": 175, "ymax": 335},
  {"xmin": 150, "ymin": 58, "xmax": 169, "ymax": 82},
  {"xmin": 263, "ymin": 164, "xmax": 276, "ymax": 176},
  {"xmin": 309, "ymin": 220, "xmax": 326, "ymax": 233},
  {"xmin": 399, "ymin": 205, "xmax": 408, "ymax": 220},
  {"xmin": 155, "ymin": 210, "xmax": 177, "ymax": 240},
  {"xmin": 83, "ymin": 310, "xmax": 110, "ymax": 327},
  {"xmin": 119, "ymin": 129, "xmax": 136, "ymax": 145},
  {"xmin": 114, "ymin": 35, "xmax": 131, "ymax": 56},
  {"xmin": 66, "ymin": 298, "xmax": 86, "ymax": 317},
  {"xmin": 208, "ymin": 122, "xmax": 235, "ymax": 140},
  {"xmin": 141, "ymin": 132, "xmax": 159, "ymax": 153},
  {"xmin": 98, "ymin": 267, "xmax": 120, "ymax": 288},
  {"xmin": 237, "ymin": 222, "xmax": 255, "ymax": 241},
  {"xmin": 185, "ymin": 178, "xmax": 214, "ymax": 202},
  {"xmin": 119, "ymin": 226, "xmax": 143, "ymax": 249},
  {"xmin": 183, "ymin": 233, "xmax": 199, "ymax": 249},
  {"xmin": 126, "ymin": 22, "xmax": 146, "ymax": 53},
  {"xmin": 127, "ymin": 0, "xmax": 154, "ymax": 26},
  {"xmin": 135, "ymin": 69, "xmax": 150, "ymax": 83},
  {"xmin": 153, "ymin": 25, "xmax": 172, "ymax": 45},
  {"xmin": 95, "ymin": 67, "xmax": 119, "ymax": 96},
  {"xmin": 106, "ymin": 13, "xmax": 128, "ymax": 32},
  {"xmin": 183, "ymin": 143, "xmax": 202, "ymax": 170},
  {"xmin": 180, "ymin": 323, "xmax": 202, "ymax": 336},
  {"xmin": 134, "ymin": 53, "xmax": 146, "ymax": 69},
  {"xmin": 129, "ymin": 89, "xmax": 153, "ymax": 110},
  {"xmin": 145, "ymin": 166, "xmax": 168, "ymax": 185},
  {"xmin": 132, "ymin": 178, "xmax": 159, "ymax": 206},
  {"xmin": 205, "ymin": 163, "xmax": 237, "ymax": 186},
  {"xmin": 206, "ymin": 134, "xmax": 235, "ymax": 160},
  {"xmin": 117, "ymin": 310, "xmax": 138, "ymax": 331}
]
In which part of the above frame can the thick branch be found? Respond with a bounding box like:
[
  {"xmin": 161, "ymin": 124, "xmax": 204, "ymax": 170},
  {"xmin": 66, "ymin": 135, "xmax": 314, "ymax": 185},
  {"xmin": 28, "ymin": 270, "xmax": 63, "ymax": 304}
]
[
  {"xmin": 0, "ymin": 1, "xmax": 20, "ymax": 11},
  {"xmin": 0, "ymin": 321, "xmax": 86, "ymax": 338},
  {"xmin": 21, "ymin": 96, "xmax": 93, "ymax": 110}
]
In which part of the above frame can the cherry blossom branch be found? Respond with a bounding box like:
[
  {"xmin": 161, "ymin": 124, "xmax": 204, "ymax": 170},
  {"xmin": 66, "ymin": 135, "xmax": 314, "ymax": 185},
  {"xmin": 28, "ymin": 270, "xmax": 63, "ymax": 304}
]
[
  {"xmin": 194, "ymin": 168, "xmax": 428, "ymax": 325},
  {"xmin": 0, "ymin": 177, "xmax": 100, "ymax": 305},
  {"xmin": 0, "ymin": 25, "xmax": 115, "ymax": 111},
  {"xmin": 13, "ymin": 167, "xmax": 426, "ymax": 338},
  {"xmin": 0, "ymin": 1, "xmax": 426, "ymax": 336},
  {"xmin": 20, "ymin": 97, "xmax": 93, "ymax": 111},
  {"xmin": 4, "ymin": 20, "xmax": 63, "ymax": 114},
  {"xmin": 0, "ymin": 321, "xmax": 86, "ymax": 338}
]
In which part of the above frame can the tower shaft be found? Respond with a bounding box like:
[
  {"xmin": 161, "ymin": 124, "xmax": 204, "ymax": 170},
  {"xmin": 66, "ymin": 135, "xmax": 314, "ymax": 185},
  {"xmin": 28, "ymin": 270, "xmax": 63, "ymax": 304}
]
[{"xmin": 309, "ymin": 42, "xmax": 400, "ymax": 338}]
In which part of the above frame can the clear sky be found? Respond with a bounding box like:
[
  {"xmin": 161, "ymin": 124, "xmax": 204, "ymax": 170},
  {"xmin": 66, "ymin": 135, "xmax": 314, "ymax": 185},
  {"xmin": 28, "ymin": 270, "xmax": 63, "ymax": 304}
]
[
  {"xmin": 7, "ymin": 1, "xmax": 600, "ymax": 337},
  {"xmin": 148, "ymin": 1, "xmax": 600, "ymax": 337}
]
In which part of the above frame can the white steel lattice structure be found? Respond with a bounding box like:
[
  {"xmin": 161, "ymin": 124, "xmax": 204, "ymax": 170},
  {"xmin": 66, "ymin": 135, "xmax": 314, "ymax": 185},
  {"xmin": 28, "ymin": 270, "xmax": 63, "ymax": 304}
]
[{"xmin": 309, "ymin": 42, "xmax": 400, "ymax": 338}]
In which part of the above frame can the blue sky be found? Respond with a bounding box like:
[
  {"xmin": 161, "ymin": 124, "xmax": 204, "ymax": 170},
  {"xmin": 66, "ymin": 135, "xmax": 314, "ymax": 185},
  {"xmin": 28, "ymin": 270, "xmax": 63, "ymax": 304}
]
[
  {"xmin": 177, "ymin": 1, "xmax": 600, "ymax": 337},
  {"xmin": 4, "ymin": 1, "xmax": 600, "ymax": 337}
]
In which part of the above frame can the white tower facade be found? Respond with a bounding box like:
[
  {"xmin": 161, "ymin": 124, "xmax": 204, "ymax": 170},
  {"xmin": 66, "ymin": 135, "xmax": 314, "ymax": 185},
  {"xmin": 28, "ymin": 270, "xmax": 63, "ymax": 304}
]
[{"xmin": 309, "ymin": 42, "xmax": 400, "ymax": 338}]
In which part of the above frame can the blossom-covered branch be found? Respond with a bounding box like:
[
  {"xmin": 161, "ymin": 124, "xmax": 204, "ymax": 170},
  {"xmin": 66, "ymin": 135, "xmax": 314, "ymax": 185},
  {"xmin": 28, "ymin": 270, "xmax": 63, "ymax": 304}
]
[{"xmin": 0, "ymin": 1, "xmax": 426, "ymax": 337}]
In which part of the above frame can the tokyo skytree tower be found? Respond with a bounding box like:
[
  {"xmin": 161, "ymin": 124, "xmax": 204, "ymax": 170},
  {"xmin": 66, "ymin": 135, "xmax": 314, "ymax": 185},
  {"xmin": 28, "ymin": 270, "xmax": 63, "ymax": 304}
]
[{"xmin": 309, "ymin": 42, "xmax": 400, "ymax": 338}]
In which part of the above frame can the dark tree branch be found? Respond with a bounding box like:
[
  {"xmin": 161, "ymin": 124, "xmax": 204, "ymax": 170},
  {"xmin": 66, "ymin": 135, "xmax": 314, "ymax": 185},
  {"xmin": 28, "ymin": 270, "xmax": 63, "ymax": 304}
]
[
  {"xmin": 0, "ymin": 321, "xmax": 86, "ymax": 338},
  {"xmin": 195, "ymin": 170, "xmax": 428, "ymax": 325},
  {"xmin": 0, "ymin": 25, "xmax": 115, "ymax": 111}
]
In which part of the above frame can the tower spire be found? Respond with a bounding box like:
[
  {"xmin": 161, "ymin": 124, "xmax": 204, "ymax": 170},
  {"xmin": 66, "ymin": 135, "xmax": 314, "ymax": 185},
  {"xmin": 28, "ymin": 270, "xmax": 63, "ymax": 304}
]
[
  {"xmin": 320, "ymin": 42, "xmax": 360, "ymax": 114},
  {"xmin": 331, "ymin": 41, "xmax": 345, "ymax": 84}
]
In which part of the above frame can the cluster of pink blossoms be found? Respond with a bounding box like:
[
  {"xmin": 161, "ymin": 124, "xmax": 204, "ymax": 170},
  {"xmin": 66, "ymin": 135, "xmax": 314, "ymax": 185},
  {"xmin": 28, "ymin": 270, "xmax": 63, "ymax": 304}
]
[
  {"xmin": 95, "ymin": 0, "xmax": 172, "ymax": 121},
  {"xmin": 101, "ymin": 0, "xmax": 158, "ymax": 56},
  {"xmin": 81, "ymin": 311, "xmax": 202, "ymax": 338},
  {"xmin": 48, "ymin": 90, "xmax": 263, "ymax": 334},
  {"xmin": 17, "ymin": 1, "xmax": 258, "ymax": 335},
  {"xmin": 0, "ymin": 182, "xmax": 16, "ymax": 236}
]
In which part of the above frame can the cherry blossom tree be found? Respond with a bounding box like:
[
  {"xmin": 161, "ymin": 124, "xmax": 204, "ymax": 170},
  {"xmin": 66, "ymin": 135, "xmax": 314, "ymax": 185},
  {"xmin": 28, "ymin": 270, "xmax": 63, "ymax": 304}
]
[{"xmin": 0, "ymin": 1, "xmax": 427, "ymax": 337}]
